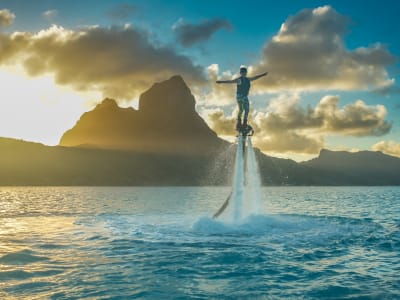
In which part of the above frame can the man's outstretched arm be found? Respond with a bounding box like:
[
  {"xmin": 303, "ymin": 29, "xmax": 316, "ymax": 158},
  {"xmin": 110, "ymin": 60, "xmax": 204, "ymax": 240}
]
[
  {"xmin": 216, "ymin": 78, "xmax": 238, "ymax": 84},
  {"xmin": 249, "ymin": 72, "xmax": 268, "ymax": 81}
]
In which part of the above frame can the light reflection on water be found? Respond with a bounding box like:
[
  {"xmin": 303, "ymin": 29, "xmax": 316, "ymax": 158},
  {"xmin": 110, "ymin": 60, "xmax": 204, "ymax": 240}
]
[{"xmin": 0, "ymin": 186, "xmax": 399, "ymax": 299}]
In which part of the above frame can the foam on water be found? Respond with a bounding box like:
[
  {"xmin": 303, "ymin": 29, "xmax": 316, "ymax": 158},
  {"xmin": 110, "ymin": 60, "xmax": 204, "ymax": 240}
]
[
  {"xmin": 192, "ymin": 213, "xmax": 382, "ymax": 242},
  {"xmin": 222, "ymin": 135, "xmax": 263, "ymax": 222}
]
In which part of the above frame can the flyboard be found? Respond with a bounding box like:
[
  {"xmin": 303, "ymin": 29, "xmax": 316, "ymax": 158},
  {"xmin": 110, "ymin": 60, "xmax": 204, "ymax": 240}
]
[{"xmin": 213, "ymin": 124, "xmax": 254, "ymax": 219}]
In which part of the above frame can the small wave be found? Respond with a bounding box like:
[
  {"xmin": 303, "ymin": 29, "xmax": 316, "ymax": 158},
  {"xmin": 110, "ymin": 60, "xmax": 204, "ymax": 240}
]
[
  {"xmin": 0, "ymin": 270, "xmax": 33, "ymax": 281},
  {"xmin": 0, "ymin": 249, "xmax": 49, "ymax": 265},
  {"xmin": 37, "ymin": 243, "xmax": 67, "ymax": 250},
  {"xmin": 4, "ymin": 280, "xmax": 54, "ymax": 294},
  {"xmin": 0, "ymin": 269, "xmax": 62, "ymax": 282}
]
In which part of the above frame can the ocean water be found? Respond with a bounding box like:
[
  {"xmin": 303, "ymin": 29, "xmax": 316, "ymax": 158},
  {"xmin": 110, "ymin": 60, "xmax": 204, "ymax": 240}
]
[{"xmin": 0, "ymin": 186, "xmax": 399, "ymax": 299}]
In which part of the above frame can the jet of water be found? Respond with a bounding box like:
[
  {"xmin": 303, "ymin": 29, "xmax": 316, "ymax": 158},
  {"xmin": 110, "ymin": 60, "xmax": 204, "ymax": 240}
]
[
  {"xmin": 214, "ymin": 135, "xmax": 264, "ymax": 223},
  {"xmin": 245, "ymin": 136, "xmax": 262, "ymax": 215}
]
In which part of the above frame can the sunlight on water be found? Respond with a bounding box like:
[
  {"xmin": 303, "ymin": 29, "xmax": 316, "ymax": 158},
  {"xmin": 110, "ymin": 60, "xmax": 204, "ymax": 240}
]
[{"xmin": 0, "ymin": 186, "xmax": 399, "ymax": 299}]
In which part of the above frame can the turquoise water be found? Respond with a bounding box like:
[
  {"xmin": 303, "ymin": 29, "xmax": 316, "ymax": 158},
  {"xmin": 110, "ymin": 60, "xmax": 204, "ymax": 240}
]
[{"xmin": 0, "ymin": 187, "xmax": 399, "ymax": 299}]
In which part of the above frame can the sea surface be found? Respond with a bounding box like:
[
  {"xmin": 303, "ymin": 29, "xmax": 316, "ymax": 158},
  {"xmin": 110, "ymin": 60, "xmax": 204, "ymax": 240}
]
[{"xmin": 0, "ymin": 186, "xmax": 399, "ymax": 299}]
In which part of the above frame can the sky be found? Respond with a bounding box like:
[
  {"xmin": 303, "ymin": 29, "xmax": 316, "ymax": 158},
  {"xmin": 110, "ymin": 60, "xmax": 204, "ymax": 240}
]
[{"xmin": 0, "ymin": 0, "xmax": 399, "ymax": 161}]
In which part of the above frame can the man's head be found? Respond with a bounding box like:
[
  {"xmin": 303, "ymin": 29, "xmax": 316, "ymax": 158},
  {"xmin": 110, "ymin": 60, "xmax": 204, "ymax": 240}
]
[{"xmin": 239, "ymin": 66, "xmax": 247, "ymax": 76}]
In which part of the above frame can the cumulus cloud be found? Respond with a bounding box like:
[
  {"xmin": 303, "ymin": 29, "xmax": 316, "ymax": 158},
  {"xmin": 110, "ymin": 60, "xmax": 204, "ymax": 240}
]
[
  {"xmin": 256, "ymin": 95, "xmax": 391, "ymax": 136},
  {"xmin": 238, "ymin": 5, "xmax": 396, "ymax": 93},
  {"xmin": 206, "ymin": 94, "xmax": 392, "ymax": 154},
  {"xmin": 200, "ymin": 64, "xmax": 236, "ymax": 106},
  {"xmin": 255, "ymin": 131, "xmax": 324, "ymax": 154},
  {"xmin": 206, "ymin": 108, "xmax": 236, "ymax": 136},
  {"xmin": 107, "ymin": 3, "xmax": 137, "ymax": 21},
  {"xmin": 42, "ymin": 9, "xmax": 58, "ymax": 21},
  {"xmin": 314, "ymin": 96, "xmax": 391, "ymax": 136},
  {"xmin": 372, "ymin": 140, "xmax": 400, "ymax": 157},
  {"xmin": 0, "ymin": 24, "xmax": 206, "ymax": 100},
  {"xmin": 0, "ymin": 9, "xmax": 15, "ymax": 27},
  {"xmin": 173, "ymin": 18, "xmax": 232, "ymax": 47}
]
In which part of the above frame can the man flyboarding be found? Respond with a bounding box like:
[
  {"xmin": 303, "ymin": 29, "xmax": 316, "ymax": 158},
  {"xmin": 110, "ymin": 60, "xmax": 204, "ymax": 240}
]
[
  {"xmin": 213, "ymin": 66, "xmax": 267, "ymax": 219},
  {"xmin": 216, "ymin": 66, "xmax": 267, "ymax": 134}
]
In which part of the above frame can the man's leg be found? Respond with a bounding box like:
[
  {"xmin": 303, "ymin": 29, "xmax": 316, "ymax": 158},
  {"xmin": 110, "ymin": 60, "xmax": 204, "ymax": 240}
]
[
  {"xmin": 243, "ymin": 97, "xmax": 250, "ymax": 128},
  {"xmin": 236, "ymin": 99, "xmax": 244, "ymax": 130}
]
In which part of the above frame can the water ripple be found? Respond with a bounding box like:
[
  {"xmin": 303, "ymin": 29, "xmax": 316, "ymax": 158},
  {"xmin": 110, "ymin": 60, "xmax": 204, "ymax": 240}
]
[
  {"xmin": 0, "ymin": 187, "xmax": 399, "ymax": 299},
  {"xmin": 0, "ymin": 249, "xmax": 49, "ymax": 265}
]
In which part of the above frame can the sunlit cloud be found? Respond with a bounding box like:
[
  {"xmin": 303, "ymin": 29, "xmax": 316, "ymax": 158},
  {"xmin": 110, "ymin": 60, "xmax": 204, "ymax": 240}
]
[
  {"xmin": 328, "ymin": 146, "xmax": 360, "ymax": 153},
  {"xmin": 206, "ymin": 93, "xmax": 392, "ymax": 154},
  {"xmin": 372, "ymin": 140, "xmax": 400, "ymax": 157},
  {"xmin": 241, "ymin": 5, "xmax": 396, "ymax": 93},
  {"xmin": 256, "ymin": 95, "xmax": 391, "ymax": 136},
  {"xmin": 203, "ymin": 107, "xmax": 236, "ymax": 136},
  {"xmin": 254, "ymin": 131, "xmax": 325, "ymax": 154},
  {"xmin": 0, "ymin": 8, "xmax": 15, "ymax": 27},
  {"xmin": 195, "ymin": 64, "xmax": 235, "ymax": 107},
  {"xmin": 0, "ymin": 24, "xmax": 206, "ymax": 102}
]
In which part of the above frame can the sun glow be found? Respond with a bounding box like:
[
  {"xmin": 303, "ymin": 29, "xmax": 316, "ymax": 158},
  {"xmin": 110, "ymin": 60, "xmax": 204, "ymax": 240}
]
[{"xmin": 0, "ymin": 66, "xmax": 100, "ymax": 145}]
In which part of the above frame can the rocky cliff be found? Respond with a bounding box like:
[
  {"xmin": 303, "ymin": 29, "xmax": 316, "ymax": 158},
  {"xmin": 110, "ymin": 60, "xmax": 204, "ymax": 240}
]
[{"xmin": 60, "ymin": 75, "xmax": 227, "ymax": 154}]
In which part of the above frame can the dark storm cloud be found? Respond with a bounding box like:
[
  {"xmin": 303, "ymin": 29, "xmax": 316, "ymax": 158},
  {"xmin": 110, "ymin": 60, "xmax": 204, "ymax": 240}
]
[{"xmin": 173, "ymin": 18, "xmax": 232, "ymax": 47}]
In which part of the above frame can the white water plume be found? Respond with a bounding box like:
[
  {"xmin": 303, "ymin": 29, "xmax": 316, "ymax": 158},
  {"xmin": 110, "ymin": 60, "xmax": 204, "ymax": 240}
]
[
  {"xmin": 231, "ymin": 135, "xmax": 245, "ymax": 222},
  {"xmin": 245, "ymin": 136, "xmax": 262, "ymax": 215},
  {"xmin": 226, "ymin": 135, "xmax": 263, "ymax": 223}
]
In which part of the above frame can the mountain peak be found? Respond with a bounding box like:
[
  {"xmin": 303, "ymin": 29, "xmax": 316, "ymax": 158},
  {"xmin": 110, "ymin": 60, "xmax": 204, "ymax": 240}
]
[
  {"xmin": 318, "ymin": 148, "xmax": 331, "ymax": 156},
  {"xmin": 95, "ymin": 98, "xmax": 118, "ymax": 110},
  {"xmin": 139, "ymin": 75, "xmax": 195, "ymax": 115},
  {"xmin": 167, "ymin": 74, "xmax": 185, "ymax": 83},
  {"xmin": 59, "ymin": 75, "xmax": 225, "ymax": 154}
]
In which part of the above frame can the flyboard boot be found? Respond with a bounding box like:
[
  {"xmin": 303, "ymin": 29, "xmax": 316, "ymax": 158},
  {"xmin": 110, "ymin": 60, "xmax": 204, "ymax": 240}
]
[{"xmin": 242, "ymin": 119, "xmax": 254, "ymax": 136}]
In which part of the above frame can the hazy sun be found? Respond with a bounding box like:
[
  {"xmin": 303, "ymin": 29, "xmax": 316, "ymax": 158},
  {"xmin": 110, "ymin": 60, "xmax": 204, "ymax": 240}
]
[{"xmin": 0, "ymin": 66, "xmax": 100, "ymax": 145}]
